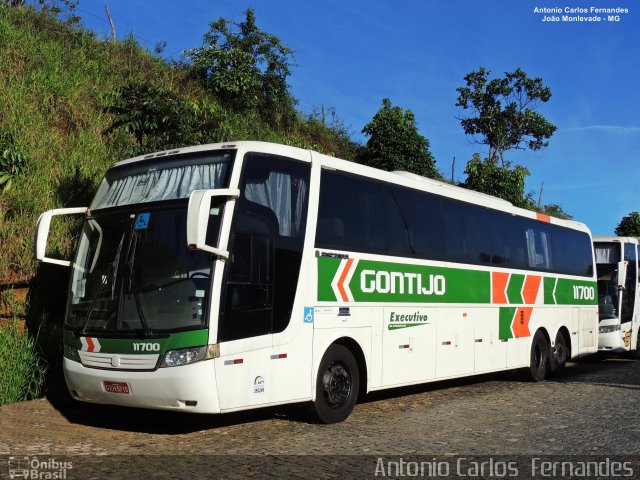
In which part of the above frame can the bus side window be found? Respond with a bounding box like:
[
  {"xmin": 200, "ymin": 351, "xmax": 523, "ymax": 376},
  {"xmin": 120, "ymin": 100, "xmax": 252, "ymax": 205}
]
[
  {"xmin": 218, "ymin": 153, "xmax": 310, "ymax": 342},
  {"xmin": 315, "ymin": 170, "xmax": 409, "ymax": 256}
]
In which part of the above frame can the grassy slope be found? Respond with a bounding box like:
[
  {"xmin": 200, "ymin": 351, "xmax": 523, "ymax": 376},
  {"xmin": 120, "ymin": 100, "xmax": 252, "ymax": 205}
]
[{"xmin": 0, "ymin": 6, "xmax": 354, "ymax": 286}]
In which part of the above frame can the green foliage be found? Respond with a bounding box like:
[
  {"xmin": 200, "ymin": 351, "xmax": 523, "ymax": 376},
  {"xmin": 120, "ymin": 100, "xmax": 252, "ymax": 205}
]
[
  {"xmin": 0, "ymin": 319, "xmax": 46, "ymax": 404},
  {"xmin": 541, "ymin": 203, "xmax": 572, "ymax": 220},
  {"xmin": 185, "ymin": 8, "xmax": 297, "ymax": 128},
  {"xmin": 615, "ymin": 211, "xmax": 640, "ymax": 237},
  {"xmin": 462, "ymin": 153, "xmax": 530, "ymax": 207},
  {"xmin": 456, "ymin": 67, "xmax": 557, "ymax": 166},
  {"xmin": 0, "ymin": 129, "xmax": 28, "ymax": 191},
  {"xmin": 103, "ymin": 82, "xmax": 204, "ymax": 156},
  {"xmin": 360, "ymin": 98, "xmax": 439, "ymax": 179}
]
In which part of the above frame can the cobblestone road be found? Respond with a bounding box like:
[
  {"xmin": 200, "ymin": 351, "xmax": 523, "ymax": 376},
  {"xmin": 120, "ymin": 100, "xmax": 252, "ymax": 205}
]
[{"xmin": 1, "ymin": 355, "xmax": 639, "ymax": 478}]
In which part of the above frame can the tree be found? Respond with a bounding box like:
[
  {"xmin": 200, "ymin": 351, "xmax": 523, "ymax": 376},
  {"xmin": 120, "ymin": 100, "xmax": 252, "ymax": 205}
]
[
  {"xmin": 103, "ymin": 82, "xmax": 202, "ymax": 155},
  {"xmin": 540, "ymin": 203, "xmax": 572, "ymax": 220},
  {"xmin": 462, "ymin": 153, "xmax": 529, "ymax": 207},
  {"xmin": 456, "ymin": 67, "xmax": 557, "ymax": 167},
  {"xmin": 359, "ymin": 98, "xmax": 439, "ymax": 179},
  {"xmin": 185, "ymin": 9, "xmax": 296, "ymax": 128},
  {"xmin": 615, "ymin": 212, "xmax": 640, "ymax": 237}
]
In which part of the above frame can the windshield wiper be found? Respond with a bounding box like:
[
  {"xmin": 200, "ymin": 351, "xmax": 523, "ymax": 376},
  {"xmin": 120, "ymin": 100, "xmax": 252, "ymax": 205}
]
[
  {"xmin": 121, "ymin": 228, "xmax": 153, "ymax": 338},
  {"xmin": 81, "ymin": 233, "xmax": 125, "ymax": 335}
]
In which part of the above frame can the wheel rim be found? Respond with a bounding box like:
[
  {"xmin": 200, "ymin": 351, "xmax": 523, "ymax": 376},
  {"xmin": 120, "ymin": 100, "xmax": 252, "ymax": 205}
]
[
  {"xmin": 322, "ymin": 362, "xmax": 351, "ymax": 407},
  {"xmin": 533, "ymin": 339, "xmax": 545, "ymax": 372},
  {"xmin": 554, "ymin": 339, "xmax": 566, "ymax": 365}
]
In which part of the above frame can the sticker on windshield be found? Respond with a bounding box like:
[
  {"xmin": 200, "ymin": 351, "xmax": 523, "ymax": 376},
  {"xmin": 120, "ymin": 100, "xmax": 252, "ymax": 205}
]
[{"xmin": 134, "ymin": 212, "xmax": 150, "ymax": 230}]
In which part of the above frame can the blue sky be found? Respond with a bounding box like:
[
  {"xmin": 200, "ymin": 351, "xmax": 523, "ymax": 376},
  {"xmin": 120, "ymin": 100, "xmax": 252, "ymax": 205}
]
[{"xmin": 76, "ymin": 0, "xmax": 639, "ymax": 235}]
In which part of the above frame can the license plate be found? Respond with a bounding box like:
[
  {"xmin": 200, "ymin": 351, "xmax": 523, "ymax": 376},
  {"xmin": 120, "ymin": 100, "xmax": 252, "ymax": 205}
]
[{"xmin": 103, "ymin": 381, "xmax": 130, "ymax": 394}]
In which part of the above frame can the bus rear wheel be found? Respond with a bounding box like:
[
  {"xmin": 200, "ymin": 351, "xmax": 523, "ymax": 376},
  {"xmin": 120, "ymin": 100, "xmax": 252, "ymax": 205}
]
[
  {"xmin": 550, "ymin": 331, "xmax": 568, "ymax": 374},
  {"xmin": 310, "ymin": 344, "xmax": 359, "ymax": 424},
  {"xmin": 522, "ymin": 330, "xmax": 549, "ymax": 382}
]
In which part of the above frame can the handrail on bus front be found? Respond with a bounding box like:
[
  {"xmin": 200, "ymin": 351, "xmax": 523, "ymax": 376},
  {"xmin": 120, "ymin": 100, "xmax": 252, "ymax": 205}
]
[
  {"xmin": 35, "ymin": 207, "xmax": 89, "ymax": 267},
  {"xmin": 186, "ymin": 188, "xmax": 240, "ymax": 259}
]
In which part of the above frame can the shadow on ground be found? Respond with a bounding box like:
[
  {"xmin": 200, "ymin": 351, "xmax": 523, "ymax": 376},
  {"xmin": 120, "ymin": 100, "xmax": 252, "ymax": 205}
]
[{"xmin": 47, "ymin": 352, "xmax": 639, "ymax": 435}]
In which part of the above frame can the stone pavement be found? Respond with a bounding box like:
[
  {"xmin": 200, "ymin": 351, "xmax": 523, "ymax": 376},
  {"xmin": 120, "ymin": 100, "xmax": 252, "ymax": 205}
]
[{"xmin": 1, "ymin": 355, "xmax": 639, "ymax": 478}]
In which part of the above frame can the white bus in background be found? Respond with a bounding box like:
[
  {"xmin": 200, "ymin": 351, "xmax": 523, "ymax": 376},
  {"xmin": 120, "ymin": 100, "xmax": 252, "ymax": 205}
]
[
  {"xmin": 35, "ymin": 141, "xmax": 599, "ymax": 423},
  {"xmin": 594, "ymin": 236, "xmax": 639, "ymax": 355}
]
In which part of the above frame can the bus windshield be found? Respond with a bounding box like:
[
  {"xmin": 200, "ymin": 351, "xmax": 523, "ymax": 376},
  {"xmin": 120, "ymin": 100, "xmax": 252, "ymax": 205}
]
[{"xmin": 66, "ymin": 151, "xmax": 233, "ymax": 334}]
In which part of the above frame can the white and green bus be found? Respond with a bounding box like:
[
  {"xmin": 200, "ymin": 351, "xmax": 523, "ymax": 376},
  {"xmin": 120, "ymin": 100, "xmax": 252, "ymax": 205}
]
[
  {"xmin": 35, "ymin": 141, "xmax": 598, "ymax": 423},
  {"xmin": 594, "ymin": 236, "xmax": 640, "ymax": 355}
]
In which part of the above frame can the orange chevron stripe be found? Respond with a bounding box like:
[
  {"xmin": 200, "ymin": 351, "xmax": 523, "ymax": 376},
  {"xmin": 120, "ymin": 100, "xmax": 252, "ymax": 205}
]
[
  {"xmin": 337, "ymin": 258, "xmax": 354, "ymax": 302},
  {"xmin": 522, "ymin": 275, "xmax": 542, "ymax": 304},
  {"xmin": 492, "ymin": 272, "xmax": 509, "ymax": 304},
  {"xmin": 512, "ymin": 307, "xmax": 532, "ymax": 338},
  {"xmin": 536, "ymin": 213, "xmax": 551, "ymax": 223}
]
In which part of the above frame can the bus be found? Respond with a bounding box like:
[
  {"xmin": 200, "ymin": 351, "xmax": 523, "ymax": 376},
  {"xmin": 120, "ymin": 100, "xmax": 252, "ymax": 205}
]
[
  {"xmin": 35, "ymin": 141, "xmax": 599, "ymax": 423},
  {"xmin": 593, "ymin": 236, "xmax": 639, "ymax": 355}
]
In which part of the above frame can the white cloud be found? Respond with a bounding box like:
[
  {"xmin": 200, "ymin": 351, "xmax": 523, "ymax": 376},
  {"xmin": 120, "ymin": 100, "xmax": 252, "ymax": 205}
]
[{"xmin": 565, "ymin": 125, "xmax": 640, "ymax": 134}]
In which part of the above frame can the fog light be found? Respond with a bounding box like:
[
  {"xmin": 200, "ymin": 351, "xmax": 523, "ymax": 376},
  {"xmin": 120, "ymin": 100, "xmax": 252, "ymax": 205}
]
[{"xmin": 64, "ymin": 344, "xmax": 80, "ymax": 362}]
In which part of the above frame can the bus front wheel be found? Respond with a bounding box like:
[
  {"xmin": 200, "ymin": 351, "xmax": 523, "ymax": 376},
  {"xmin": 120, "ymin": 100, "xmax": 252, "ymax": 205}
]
[
  {"xmin": 310, "ymin": 344, "xmax": 359, "ymax": 424},
  {"xmin": 522, "ymin": 330, "xmax": 549, "ymax": 382}
]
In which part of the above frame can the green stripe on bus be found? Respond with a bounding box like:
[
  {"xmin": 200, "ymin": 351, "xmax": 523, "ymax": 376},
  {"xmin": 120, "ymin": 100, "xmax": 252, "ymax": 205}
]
[
  {"xmin": 544, "ymin": 277, "xmax": 557, "ymax": 304},
  {"xmin": 64, "ymin": 328, "xmax": 209, "ymax": 354},
  {"xmin": 317, "ymin": 257, "xmax": 491, "ymax": 303},
  {"xmin": 506, "ymin": 274, "xmax": 525, "ymax": 304},
  {"xmin": 499, "ymin": 307, "xmax": 516, "ymax": 340}
]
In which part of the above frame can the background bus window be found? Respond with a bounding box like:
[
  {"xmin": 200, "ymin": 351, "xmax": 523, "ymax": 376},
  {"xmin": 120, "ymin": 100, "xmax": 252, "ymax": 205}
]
[{"xmin": 622, "ymin": 243, "xmax": 637, "ymax": 323}]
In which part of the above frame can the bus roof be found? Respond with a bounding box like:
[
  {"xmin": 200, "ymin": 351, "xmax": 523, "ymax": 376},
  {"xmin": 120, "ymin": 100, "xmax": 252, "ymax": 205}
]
[
  {"xmin": 110, "ymin": 141, "xmax": 592, "ymax": 235},
  {"xmin": 593, "ymin": 236, "xmax": 639, "ymax": 245}
]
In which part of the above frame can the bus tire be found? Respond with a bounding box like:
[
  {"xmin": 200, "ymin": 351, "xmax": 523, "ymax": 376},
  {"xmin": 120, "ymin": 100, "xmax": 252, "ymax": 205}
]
[
  {"xmin": 310, "ymin": 344, "xmax": 359, "ymax": 424},
  {"xmin": 522, "ymin": 330, "xmax": 549, "ymax": 382},
  {"xmin": 550, "ymin": 331, "xmax": 568, "ymax": 374}
]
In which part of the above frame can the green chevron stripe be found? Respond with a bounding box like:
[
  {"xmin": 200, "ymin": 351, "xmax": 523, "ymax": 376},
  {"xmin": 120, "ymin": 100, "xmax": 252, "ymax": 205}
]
[
  {"xmin": 506, "ymin": 274, "xmax": 525, "ymax": 304},
  {"xmin": 499, "ymin": 307, "xmax": 516, "ymax": 339}
]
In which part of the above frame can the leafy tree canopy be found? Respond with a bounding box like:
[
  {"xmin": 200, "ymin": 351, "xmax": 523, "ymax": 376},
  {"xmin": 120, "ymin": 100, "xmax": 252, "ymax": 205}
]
[
  {"xmin": 462, "ymin": 153, "xmax": 529, "ymax": 207},
  {"xmin": 456, "ymin": 67, "xmax": 557, "ymax": 167},
  {"xmin": 615, "ymin": 211, "xmax": 640, "ymax": 237},
  {"xmin": 185, "ymin": 8, "xmax": 297, "ymax": 128},
  {"xmin": 359, "ymin": 98, "xmax": 439, "ymax": 179}
]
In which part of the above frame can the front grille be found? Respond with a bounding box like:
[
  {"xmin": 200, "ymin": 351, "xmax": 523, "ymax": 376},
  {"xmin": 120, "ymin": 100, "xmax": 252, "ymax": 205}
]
[{"xmin": 79, "ymin": 351, "xmax": 159, "ymax": 370}]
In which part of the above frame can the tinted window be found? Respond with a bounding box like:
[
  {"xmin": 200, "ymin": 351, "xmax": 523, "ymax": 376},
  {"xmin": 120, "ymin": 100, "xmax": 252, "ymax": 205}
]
[
  {"xmin": 315, "ymin": 170, "xmax": 408, "ymax": 256},
  {"xmin": 392, "ymin": 188, "xmax": 444, "ymax": 258},
  {"xmin": 315, "ymin": 170, "xmax": 593, "ymax": 277},
  {"xmin": 218, "ymin": 154, "xmax": 310, "ymax": 342},
  {"xmin": 622, "ymin": 243, "xmax": 638, "ymax": 323}
]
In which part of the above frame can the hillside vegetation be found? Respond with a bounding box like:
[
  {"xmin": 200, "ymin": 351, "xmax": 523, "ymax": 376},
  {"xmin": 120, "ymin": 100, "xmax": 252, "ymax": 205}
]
[
  {"xmin": 0, "ymin": 5, "xmax": 356, "ymax": 403},
  {"xmin": 0, "ymin": 6, "xmax": 356, "ymax": 288}
]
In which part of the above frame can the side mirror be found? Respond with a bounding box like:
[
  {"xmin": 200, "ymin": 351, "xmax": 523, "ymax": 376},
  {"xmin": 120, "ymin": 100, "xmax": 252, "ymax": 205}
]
[
  {"xmin": 617, "ymin": 261, "xmax": 628, "ymax": 289},
  {"xmin": 35, "ymin": 207, "xmax": 88, "ymax": 266},
  {"xmin": 186, "ymin": 188, "xmax": 240, "ymax": 259}
]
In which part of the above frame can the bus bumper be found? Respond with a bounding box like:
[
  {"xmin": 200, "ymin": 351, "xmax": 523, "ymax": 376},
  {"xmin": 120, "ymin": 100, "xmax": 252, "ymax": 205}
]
[
  {"xmin": 63, "ymin": 358, "xmax": 221, "ymax": 413},
  {"xmin": 597, "ymin": 330, "xmax": 627, "ymax": 352}
]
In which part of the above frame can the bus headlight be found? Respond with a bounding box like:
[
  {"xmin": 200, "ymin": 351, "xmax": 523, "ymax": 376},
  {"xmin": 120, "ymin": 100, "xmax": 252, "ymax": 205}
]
[
  {"xmin": 599, "ymin": 324, "xmax": 621, "ymax": 333},
  {"xmin": 63, "ymin": 344, "xmax": 80, "ymax": 363},
  {"xmin": 160, "ymin": 345, "xmax": 217, "ymax": 368}
]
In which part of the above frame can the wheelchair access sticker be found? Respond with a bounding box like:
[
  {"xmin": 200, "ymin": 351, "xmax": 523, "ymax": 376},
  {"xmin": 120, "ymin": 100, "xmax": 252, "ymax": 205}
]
[
  {"xmin": 134, "ymin": 212, "xmax": 150, "ymax": 230},
  {"xmin": 304, "ymin": 307, "xmax": 314, "ymax": 324}
]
